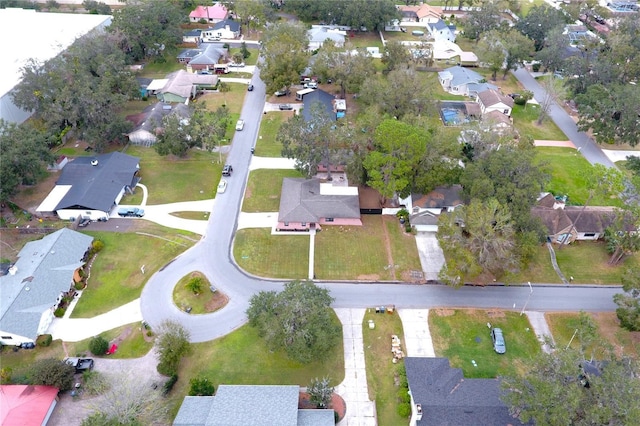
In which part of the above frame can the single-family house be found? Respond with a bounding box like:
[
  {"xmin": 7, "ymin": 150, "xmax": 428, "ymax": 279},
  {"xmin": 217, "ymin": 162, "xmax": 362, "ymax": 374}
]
[
  {"xmin": 398, "ymin": 4, "xmax": 443, "ymax": 23},
  {"xmin": 202, "ymin": 19, "xmax": 241, "ymax": 40},
  {"xmin": 189, "ymin": 4, "xmax": 227, "ymax": 24},
  {"xmin": 564, "ymin": 24, "xmax": 592, "ymax": 46},
  {"xmin": 0, "ymin": 385, "xmax": 60, "ymax": 426},
  {"xmin": 36, "ymin": 152, "xmax": 140, "ymax": 221},
  {"xmin": 307, "ymin": 26, "xmax": 345, "ymax": 50},
  {"xmin": 177, "ymin": 48, "xmax": 203, "ymax": 65},
  {"xmin": 476, "ymin": 89, "xmax": 514, "ymax": 117},
  {"xmin": 183, "ymin": 29, "xmax": 203, "ymax": 44},
  {"xmin": 429, "ymin": 40, "xmax": 478, "ymax": 66},
  {"xmin": 173, "ymin": 385, "xmax": 334, "ymax": 426},
  {"xmin": 401, "ymin": 185, "xmax": 464, "ymax": 232},
  {"xmin": 427, "ymin": 20, "xmax": 456, "ymax": 43},
  {"xmin": 127, "ymin": 102, "xmax": 191, "ymax": 146},
  {"xmin": 157, "ymin": 70, "xmax": 218, "ymax": 103},
  {"xmin": 302, "ymin": 89, "xmax": 338, "ymax": 122},
  {"xmin": 277, "ymin": 178, "xmax": 361, "ymax": 231},
  {"xmin": 438, "ymin": 66, "xmax": 486, "ymax": 96},
  {"xmin": 405, "ymin": 357, "xmax": 525, "ymax": 426},
  {"xmin": 183, "ymin": 45, "xmax": 227, "ymax": 72},
  {"xmin": 482, "ymin": 110, "xmax": 513, "ymax": 133},
  {"xmin": 0, "ymin": 228, "xmax": 93, "ymax": 346},
  {"xmin": 136, "ymin": 77, "xmax": 152, "ymax": 98}
]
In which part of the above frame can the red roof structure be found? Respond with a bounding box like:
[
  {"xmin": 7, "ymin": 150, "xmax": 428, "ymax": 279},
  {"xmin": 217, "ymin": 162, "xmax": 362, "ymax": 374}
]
[
  {"xmin": 0, "ymin": 385, "xmax": 59, "ymax": 426},
  {"xmin": 189, "ymin": 5, "xmax": 227, "ymax": 21}
]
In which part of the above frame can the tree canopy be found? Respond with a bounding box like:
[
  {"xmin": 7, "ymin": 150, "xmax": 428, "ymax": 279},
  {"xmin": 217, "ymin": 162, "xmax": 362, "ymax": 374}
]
[
  {"xmin": 613, "ymin": 266, "xmax": 640, "ymax": 331},
  {"xmin": 515, "ymin": 4, "xmax": 567, "ymax": 51},
  {"xmin": 311, "ymin": 41, "xmax": 376, "ymax": 98},
  {"xmin": 246, "ymin": 280, "xmax": 341, "ymax": 364},
  {"xmin": 28, "ymin": 358, "xmax": 76, "ymax": 391},
  {"xmin": 258, "ymin": 22, "xmax": 309, "ymax": 93},
  {"xmin": 284, "ymin": 0, "xmax": 399, "ymax": 31},
  {"xmin": 155, "ymin": 320, "xmax": 191, "ymax": 376}
]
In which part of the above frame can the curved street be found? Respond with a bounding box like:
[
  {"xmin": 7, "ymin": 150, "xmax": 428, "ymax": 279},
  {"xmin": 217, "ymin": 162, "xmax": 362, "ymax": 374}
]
[{"xmin": 138, "ymin": 67, "xmax": 622, "ymax": 343}]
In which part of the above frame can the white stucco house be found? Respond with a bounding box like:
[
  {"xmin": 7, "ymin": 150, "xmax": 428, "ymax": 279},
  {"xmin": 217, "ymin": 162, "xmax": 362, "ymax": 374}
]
[
  {"xmin": 428, "ymin": 20, "xmax": 456, "ymax": 43},
  {"xmin": 476, "ymin": 89, "xmax": 514, "ymax": 117}
]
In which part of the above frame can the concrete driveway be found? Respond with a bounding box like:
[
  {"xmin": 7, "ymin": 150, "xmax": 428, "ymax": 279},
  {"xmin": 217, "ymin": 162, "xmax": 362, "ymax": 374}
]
[
  {"xmin": 398, "ymin": 309, "xmax": 435, "ymax": 357},
  {"xmin": 414, "ymin": 232, "xmax": 445, "ymax": 281}
]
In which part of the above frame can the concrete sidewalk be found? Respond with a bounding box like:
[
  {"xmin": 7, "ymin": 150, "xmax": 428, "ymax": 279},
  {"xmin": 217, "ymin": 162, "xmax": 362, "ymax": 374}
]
[
  {"xmin": 115, "ymin": 199, "xmax": 215, "ymax": 235},
  {"xmin": 525, "ymin": 311, "xmax": 555, "ymax": 354},
  {"xmin": 398, "ymin": 309, "xmax": 436, "ymax": 357},
  {"xmin": 334, "ymin": 308, "xmax": 377, "ymax": 426},
  {"xmin": 249, "ymin": 156, "xmax": 296, "ymax": 170}
]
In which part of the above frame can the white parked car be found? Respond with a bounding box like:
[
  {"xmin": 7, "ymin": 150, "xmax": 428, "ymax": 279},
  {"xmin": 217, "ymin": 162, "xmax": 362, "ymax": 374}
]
[
  {"xmin": 229, "ymin": 62, "xmax": 245, "ymax": 67},
  {"xmin": 235, "ymin": 119, "xmax": 245, "ymax": 131},
  {"xmin": 217, "ymin": 179, "xmax": 228, "ymax": 194}
]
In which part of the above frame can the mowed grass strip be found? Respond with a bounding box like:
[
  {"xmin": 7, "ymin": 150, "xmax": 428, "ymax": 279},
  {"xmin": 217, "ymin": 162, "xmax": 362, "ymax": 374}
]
[
  {"xmin": 362, "ymin": 310, "xmax": 407, "ymax": 426},
  {"xmin": 234, "ymin": 229, "xmax": 309, "ymax": 279},
  {"xmin": 71, "ymin": 223, "xmax": 197, "ymax": 317},
  {"xmin": 429, "ymin": 309, "xmax": 540, "ymax": 378},
  {"xmin": 535, "ymin": 147, "xmax": 623, "ymax": 206},
  {"xmin": 256, "ymin": 112, "xmax": 288, "ymax": 157},
  {"xmin": 243, "ymin": 169, "xmax": 303, "ymax": 212},
  {"xmin": 172, "ymin": 271, "xmax": 227, "ymax": 315},
  {"xmin": 511, "ymin": 104, "xmax": 568, "ymax": 140},
  {"xmin": 169, "ymin": 321, "xmax": 344, "ymax": 417},
  {"xmin": 315, "ymin": 216, "xmax": 392, "ymax": 281},
  {"xmin": 384, "ymin": 216, "xmax": 423, "ymax": 280},
  {"xmin": 123, "ymin": 146, "xmax": 219, "ymax": 204}
]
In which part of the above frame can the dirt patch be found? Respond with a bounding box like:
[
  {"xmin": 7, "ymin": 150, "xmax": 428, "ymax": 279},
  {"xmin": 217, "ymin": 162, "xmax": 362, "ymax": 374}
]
[
  {"xmin": 204, "ymin": 292, "xmax": 229, "ymax": 312},
  {"xmin": 298, "ymin": 392, "xmax": 345, "ymax": 422},
  {"xmin": 107, "ymin": 326, "xmax": 133, "ymax": 352},
  {"xmin": 486, "ymin": 310, "xmax": 506, "ymax": 318},
  {"xmin": 435, "ymin": 309, "xmax": 455, "ymax": 317},
  {"xmin": 381, "ymin": 217, "xmax": 395, "ymax": 280},
  {"xmin": 357, "ymin": 274, "xmax": 380, "ymax": 280}
]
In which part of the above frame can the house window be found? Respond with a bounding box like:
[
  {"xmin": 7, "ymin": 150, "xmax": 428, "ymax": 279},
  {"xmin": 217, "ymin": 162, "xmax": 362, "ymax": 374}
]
[
  {"xmin": 504, "ymin": 109, "xmax": 509, "ymax": 114},
  {"xmin": 584, "ymin": 233, "xmax": 596, "ymax": 237},
  {"xmin": 301, "ymin": 222, "xmax": 307, "ymax": 226},
  {"xmin": 284, "ymin": 222, "xmax": 289, "ymax": 226},
  {"xmin": 326, "ymin": 218, "xmax": 334, "ymax": 222},
  {"xmin": 1, "ymin": 336, "xmax": 12, "ymax": 339}
]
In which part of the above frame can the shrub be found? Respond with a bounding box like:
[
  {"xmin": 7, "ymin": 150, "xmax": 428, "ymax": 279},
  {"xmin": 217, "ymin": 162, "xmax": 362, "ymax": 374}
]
[
  {"xmin": 397, "ymin": 402, "xmax": 411, "ymax": 418},
  {"xmin": 514, "ymin": 96, "xmax": 527, "ymax": 106},
  {"xmin": 397, "ymin": 388, "xmax": 411, "ymax": 403},
  {"xmin": 89, "ymin": 240, "xmax": 104, "ymax": 257},
  {"xmin": 74, "ymin": 282, "xmax": 85, "ymax": 291},
  {"xmin": 198, "ymin": 18, "xmax": 207, "ymax": 24},
  {"xmin": 185, "ymin": 277, "xmax": 203, "ymax": 295},
  {"xmin": 189, "ymin": 377, "xmax": 215, "ymax": 396},
  {"xmin": 29, "ymin": 358, "xmax": 76, "ymax": 391},
  {"xmin": 532, "ymin": 63, "xmax": 541, "ymax": 72},
  {"xmin": 1, "ymin": 367, "xmax": 12, "ymax": 384},
  {"xmin": 89, "ymin": 336, "xmax": 109, "ymax": 356},
  {"xmin": 54, "ymin": 308, "xmax": 66, "ymax": 318},
  {"xmin": 162, "ymin": 374, "xmax": 178, "ymax": 396},
  {"xmin": 83, "ymin": 370, "xmax": 110, "ymax": 396},
  {"xmin": 38, "ymin": 334, "xmax": 53, "ymax": 347}
]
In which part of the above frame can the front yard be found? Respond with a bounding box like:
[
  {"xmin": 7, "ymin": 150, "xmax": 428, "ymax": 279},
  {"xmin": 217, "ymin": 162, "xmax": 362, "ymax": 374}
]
[
  {"xmin": 511, "ymin": 104, "xmax": 568, "ymax": 141},
  {"xmin": 255, "ymin": 112, "xmax": 289, "ymax": 157},
  {"xmin": 243, "ymin": 169, "xmax": 303, "ymax": 212}
]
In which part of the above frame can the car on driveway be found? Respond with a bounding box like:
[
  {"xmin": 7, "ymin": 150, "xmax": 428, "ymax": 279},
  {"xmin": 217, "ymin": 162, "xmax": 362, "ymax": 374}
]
[
  {"xmin": 279, "ymin": 104, "xmax": 293, "ymax": 111},
  {"xmin": 235, "ymin": 119, "xmax": 245, "ymax": 131},
  {"xmin": 274, "ymin": 89, "xmax": 290, "ymax": 97},
  {"xmin": 64, "ymin": 357, "xmax": 94, "ymax": 373},
  {"xmin": 117, "ymin": 207, "xmax": 145, "ymax": 217},
  {"xmin": 490, "ymin": 328, "xmax": 506, "ymax": 354},
  {"xmin": 222, "ymin": 164, "xmax": 233, "ymax": 176},
  {"xmin": 78, "ymin": 217, "xmax": 91, "ymax": 227},
  {"xmin": 304, "ymin": 81, "xmax": 318, "ymax": 89},
  {"xmin": 217, "ymin": 179, "xmax": 228, "ymax": 194}
]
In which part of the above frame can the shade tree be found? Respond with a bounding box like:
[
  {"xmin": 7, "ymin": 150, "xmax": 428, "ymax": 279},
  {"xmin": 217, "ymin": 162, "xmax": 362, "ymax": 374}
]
[
  {"xmin": 258, "ymin": 22, "xmax": 309, "ymax": 94},
  {"xmin": 613, "ymin": 266, "xmax": 640, "ymax": 331},
  {"xmin": 515, "ymin": 4, "xmax": 566, "ymax": 51},
  {"xmin": 311, "ymin": 41, "xmax": 376, "ymax": 99}
]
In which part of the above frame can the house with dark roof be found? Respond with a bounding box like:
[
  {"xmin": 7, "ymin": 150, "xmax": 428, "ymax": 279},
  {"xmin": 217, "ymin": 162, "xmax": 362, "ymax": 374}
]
[
  {"xmin": 183, "ymin": 45, "xmax": 228, "ymax": 72},
  {"xmin": 183, "ymin": 29, "xmax": 203, "ymax": 44},
  {"xmin": 302, "ymin": 89, "xmax": 338, "ymax": 122},
  {"xmin": 438, "ymin": 66, "xmax": 487, "ymax": 96},
  {"xmin": 0, "ymin": 228, "xmax": 93, "ymax": 346},
  {"xmin": 398, "ymin": 4, "xmax": 442, "ymax": 23},
  {"xmin": 277, "ymin": 178, "xmax": 361, "ymax": 232},
  {"xmin": 127, "ymin": 102, "xmax": 191, "ymax": 147},
  {"xmin": 477, "ymin": 89, "xmax": 514, "ymax": 117},
  {"xmin": 402, "ymin": 185, "xmax": 464, "ymax": 232},
  {"xmin": 158, "ymin": 70, "xmax": 219, "ymax": 103},
  {"xmin": 0, "ymin": 385, "xmax": 60, "ymax": 425},
  {"xmin": 173, "ymin": 385, "xmax": 334, "ymax": 426},
  {"xmin": 405, "ymin": 357, "xmax": 524, "ymax": 426},
  {"xmin": 427, "ymin": 19, "xmax": 456, "ymax": 42},
  {"xmin": 201, "ymin": 19, "xmax": 241, "ymax": 40},
  {"xmin": 36, "ymin": 152, "xmax": 140, "ymax": 221}
]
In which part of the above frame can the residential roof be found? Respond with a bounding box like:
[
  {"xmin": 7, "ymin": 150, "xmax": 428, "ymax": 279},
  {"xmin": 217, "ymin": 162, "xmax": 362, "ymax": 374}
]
[
  {"xmin": 405, "ymin": 357, "xmax": 523, "ymax": 426},
  {"xmin": 429, "ymin": 20, "xmax": 449, "ymax": 31},
  {"xmin": 278, "ymin": 178, "xmax": 360, "ymax": 223},
  {"xmin": 187, "ymin": 44, "xmax": 227, "ymax": 67},
  {"xmin": 177, "ymin": 48, "xmax": 203, "ymax": 60},
  {"xmin": 399, "ymin": 4, "xmax": 442, "ymax": 19},
  {"xmin": 173, "ymin": 385, "xmax": 334, "ymax": 426},
  {"xmin": 37, "ymin": 152, "xmax": 140, "ymax": 213},
  {"xmin": 212, "ymin": 19, "xmax": 241, "ymax": 32},
  {"xmin": 189, "ymin": 5, "xmax": 227, "ymax": 20},
  {"xmin": 161, "ymin": 70, "xmax": 219, "ymax": 99},
  {"xmin": 564, "ymin": 206, "xmax": 619, "ymax": 233},
  {"xmin": 410, "ymin": 210, "xmax": 440, "ymax": 226},
  {"xmin": 412, "ymin": 185, "xmax": 464, "ymax": 210},
  {"xmin": 129, "ymin": 102, "xmax": 191, "ymax": 138},
  {"xmin": 438, "ymin": 66, "xmax": 484, "ymax": 88},
  {"xmin": 184, "ymin": 29, "xmax": 203, "ymax": 37},
  {"xmin": 531, "ymin": 206, "xmax": 573, "ymax": 235},
  {"xmin": 477, "ymin": 89, "xmax": 514, "ymax": 108},
  {"xmin": 466, "ymin": 82, "xmax": 498, "ymax": 96},
  {"xmin": 0, "ymin": 229, "xmax": 93, "ymax": 341},
  {"xmin": 308, "ymin": 26, "xmax": 345, "ymax": 45},
  {"xmin": 302, "ymin": 89, "xmax": 337, "ymax": 122},
  {"xmin": 483, "ymin": 110, "xmax": 512, "ymax": 125},
  {"xmin": 0, "ymin": 385, "xmax": 59, "ymax": 426}
]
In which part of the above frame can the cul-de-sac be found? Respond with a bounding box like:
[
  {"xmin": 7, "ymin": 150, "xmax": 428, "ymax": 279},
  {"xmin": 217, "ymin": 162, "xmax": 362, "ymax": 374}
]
[{"xmin": 1, "ymin": 0, "xmax": 639, "ymax": 425}]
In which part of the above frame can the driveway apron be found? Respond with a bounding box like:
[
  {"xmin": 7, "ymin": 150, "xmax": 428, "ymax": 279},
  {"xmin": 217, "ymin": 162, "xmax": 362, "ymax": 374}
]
[
  {"xmin": 398, "ymin": 309, "xmax": 436, "ymax": 357},
  {"xmin": 525, "ymin": 311, "xmax": 555, "ymax": 354}
]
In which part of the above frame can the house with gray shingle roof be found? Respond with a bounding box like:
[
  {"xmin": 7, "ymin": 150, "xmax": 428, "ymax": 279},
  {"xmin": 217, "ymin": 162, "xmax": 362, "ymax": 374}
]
[
  {"xmin": 158, "ymin": 70, "xmax": 219, "ymax": 103},
  {"xmin": 0, "ymin": 228, "xmax": 93, "ymax": 346},
  {"xmin": 438, "ymin": 66, "xmax": 487, "ymax": 96},
  {"xmin": 307, "ymin": 26, "xmax": 345, "ymax": 50},
  {"xmin": 36, "ymin": 152, "xmax": 140, "ymax": 221},
  {"xmin": 127, "ymin": 102, "xmax": 191, "ymax": 147},
  {"xmin": 277, "ymin": 178, "xmax": 361, "ymax": 232},
  {"xmin": 173, "ymin": 385, "xmax": 334, "ymax": 426},
  {"xmin": 427, "ymin": 19, "xmax": 456, "ymax": 42},
  {"xmin": 405, "ymin": 357, "xmax": 525, "ymax": 425}
]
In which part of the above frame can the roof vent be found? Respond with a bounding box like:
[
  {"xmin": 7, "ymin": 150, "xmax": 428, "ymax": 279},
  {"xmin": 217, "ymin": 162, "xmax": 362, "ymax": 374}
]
[
  {"xmin": 91, "ymin": 159, "xmax": 99, "ymax": 166},
  {"xmin": 8, "ymin": 265, "xmax": 17, "ymax": 275},
  {"xmin": 25, "ymin": 287, "xmax": 30, "ymax": 292}
]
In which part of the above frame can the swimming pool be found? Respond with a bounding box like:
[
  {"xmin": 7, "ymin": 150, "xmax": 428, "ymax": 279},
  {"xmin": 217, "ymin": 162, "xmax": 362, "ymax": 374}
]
[{"xmin": 440, "ymin": 107, "xmax": 468, "ymax": 125}]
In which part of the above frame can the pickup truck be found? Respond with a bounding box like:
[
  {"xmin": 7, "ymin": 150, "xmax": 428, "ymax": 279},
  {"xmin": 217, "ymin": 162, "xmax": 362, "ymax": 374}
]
[
  {"xmin": 117, "ymin": 207, "xmax": 145, "ymax": 217},
  {"xmin": 64, "ymin": 357, "xmax": 94, "ymax": 373}
]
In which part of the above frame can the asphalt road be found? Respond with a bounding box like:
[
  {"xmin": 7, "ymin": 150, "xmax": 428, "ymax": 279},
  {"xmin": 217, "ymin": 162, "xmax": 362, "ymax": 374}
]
[
  {"xmin": 140, "ymin": 66, "xmax": 622, "ymax": 343},
  {"xmin": 512, "ymin": 68, "xmax": 615, "ymax": 168}
]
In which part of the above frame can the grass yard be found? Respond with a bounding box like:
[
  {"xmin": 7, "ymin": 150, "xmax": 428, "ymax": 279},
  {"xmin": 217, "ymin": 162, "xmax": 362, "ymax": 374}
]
[
  {"xmin": 474, "ymin": 68, "xmax": 523, "ymax": 95},
  {"xmin": 123, "ymin": 146, "xmax": 219, "ymax": 204},
  {"xmin": 228, "ymin": 48, "xmax": 258, "ymax": 66},
  {"xmin": 513, "ymin": 241, "xmax": 638, "ymax": 284},
  {"xmin": 429, "ymin": 309, "xmax": 541, "ymax": 378},
  {"xmin": 234, "ymin": 229, "xmax": 310, "ymax": 279},
  {"xmin": 546, "ymin": 312, "xmax": 640, "ymax": 358},
  {"xmin": 384, "ymin": 216, "xmax": 423, "ymax": 279},
  {"xmin": 511, "ymin": 104, "xmax": 568, "ymax": 141},
  {"xmin": 535, "ymin": 147, "xmax": 624, "ymax": 206},
  {"xmin": 139, "ymin": 50, "xmax": 184, "ymax": 79},
  {"xmin": 172, "ymin": 271, "xmax": 228, "ymax": 314},
  {"xmin": 345, "ymin": 32, "xmax": 384, "ymax": 49},
  {"xmin": 362, "ymin": 310, "xmax": 407, "ymax": 426},
  {"xmin": 243, "ymin": 169, "xmax": 303, "ymax": 212},
  {"xmin": 198, "ymin": 82, "xmax": 247, "ymax": 116},
  {"xmin": 169, "ymin": 321, "xmax": 344, "ymax": 417},
  {"xmin": 170, "ymin": 211, "xmax": 209, "ymax": 220},
  {"xmin": 256, "ymin": 112, "xmax": 289, "ymax": 157},
  {"xmin": 71, "ymin": 222, "xmax": 198, "ymax": 317}
]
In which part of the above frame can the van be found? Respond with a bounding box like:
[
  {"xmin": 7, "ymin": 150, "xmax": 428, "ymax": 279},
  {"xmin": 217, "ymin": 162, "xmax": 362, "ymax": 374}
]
[
  {"xmin": 213, "ymin": 64, "xmax": 229, "ymax": 74},
  {"xmin": 295, "ymin": 88, "xmax": 315, "ymax": 101}
]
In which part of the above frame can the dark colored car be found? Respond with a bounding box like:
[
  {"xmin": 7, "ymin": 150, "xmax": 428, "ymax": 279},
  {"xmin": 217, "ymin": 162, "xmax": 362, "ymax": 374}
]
[
  {"xmin": 279, "ymin": 104, "xmax": 293, "ymax": 111},
  {"xmin": 247, "ymin": 84, "xmax": 254, "ymax": 91},
  {"xmin": 222, "ymin": 164, "xmax": 233, "ymax": 176},
  {"xmin": 274, "ymin": 89, "xmax": 290, "ymax": 97},
  {"xmin": 491, "ymin": 328, "xmax": 506, "ymax": 354},
  {"xmin": 64, "ymin": 357, "xmax": 95, "ymax": 373},
  {"xmin": 20, "ymin": 342, "xmax": 36, "ymax": 349},
  {"xmin": 117, "ymin": 207, "xmax": 145, "ymax": 218},
  {"xmin": 78, "ymin": 217, "xmax": 91, "ymax": 228}
]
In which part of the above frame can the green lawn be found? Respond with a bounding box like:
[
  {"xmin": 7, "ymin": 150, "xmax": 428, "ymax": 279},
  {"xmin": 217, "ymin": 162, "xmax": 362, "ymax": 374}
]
[
  {"xmin": 228, "ymin": 47, "xmax": 258, "ymax": 66},
  {"xmin": 234, "ymin": 229, "xmax": 310, "ymax": 279},
  {"xmin": 385, "ymin": 217, "xmax": 423, "ymax": 278},
  {"xmin": 256, "ymin": 112, "xmax": 289, "ymax": 157},
  {"xmin": 140, "ymin": 49, "xmax": 184, "ymax": 79},
  {"xmin": 123, "ymin": 146, "xmax": 219, "ymax": 204},
  {"xmin": 511, "ymin": 104, "xmax": 568, "ymax": 141},
  {"xmin": 172, "ymin": 271, "xmax": 227, "ymax": 314},
  {"xmin": 362, "ymin": 310, "xmax": 407, "ymax": 426},
  {"xmin": 429, "ymin": 309, "xmax": 541, "ymax": 378},
  {"xmin": 169, "ymin": 321, "xmax": 344, "ymax": 418},
  {"xmin": 345, "ymin": 32, "xmax": 384, "ymax": 49},
  {"xmin": 535, "ymin": 147, "xmax": 623, "ymax": 206},
  {"xmin": 71, "ymin": 223, "xmax": 197, "ymax": 317},
  {"xmin": 243, "ymin": 169, "xmax": 303, "ymax": 212}
]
